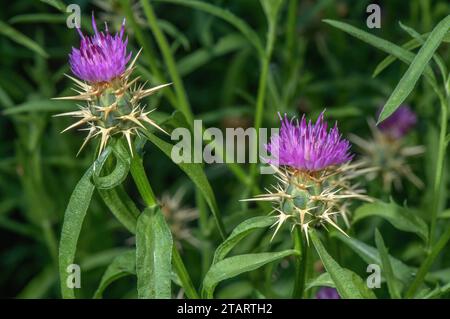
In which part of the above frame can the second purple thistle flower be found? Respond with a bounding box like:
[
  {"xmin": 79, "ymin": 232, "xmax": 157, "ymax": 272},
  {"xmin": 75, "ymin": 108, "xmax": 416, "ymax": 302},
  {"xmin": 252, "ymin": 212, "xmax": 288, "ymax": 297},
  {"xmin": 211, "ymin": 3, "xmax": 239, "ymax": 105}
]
[
  {"xmin": 69, "ymin": 15, "xmax": 132, "ymax": 83},
  {"xmin": 245, "ymin": 112, "xmax": 371, "ymax": 241}
]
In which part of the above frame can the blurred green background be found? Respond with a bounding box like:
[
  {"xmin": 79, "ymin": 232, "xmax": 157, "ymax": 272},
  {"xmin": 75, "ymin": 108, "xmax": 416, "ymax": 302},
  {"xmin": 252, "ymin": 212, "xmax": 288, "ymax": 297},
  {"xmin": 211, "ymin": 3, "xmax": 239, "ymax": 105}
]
[{"xmin": 0, "ymin": 0, "xmax": 449, "ymax": 298}]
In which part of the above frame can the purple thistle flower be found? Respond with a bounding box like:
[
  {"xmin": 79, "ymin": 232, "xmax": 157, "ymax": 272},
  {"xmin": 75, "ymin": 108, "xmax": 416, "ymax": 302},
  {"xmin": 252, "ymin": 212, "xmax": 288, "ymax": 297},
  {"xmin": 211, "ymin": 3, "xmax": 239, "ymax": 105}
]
[
  {"xmin": 378, "ymin": 105, "xmax": 417, "ymax": 139},
  {"xmin": 316, "ymin": 287, "xmax": 340, "ymax": 299},
  {"xmin": 69, "ymin": 14, "xmax": 132, "ymax": 83},
  {"xmin": 266, "ymin": 112, "xmax": 352, "ymax": 171}
]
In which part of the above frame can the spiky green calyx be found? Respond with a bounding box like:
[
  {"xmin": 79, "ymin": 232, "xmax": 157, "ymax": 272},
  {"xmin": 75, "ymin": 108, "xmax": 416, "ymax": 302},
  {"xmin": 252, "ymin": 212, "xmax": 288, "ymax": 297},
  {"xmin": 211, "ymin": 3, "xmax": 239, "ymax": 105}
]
[
  {"xmin": 54, "ymin": 50, "xmax": 170, "ymax": 156},
  {"xmin": 350, "ymin": 119, "xmax": 425, "ymax": 191},
  {"xmin": 244, "ymin": 163, "xmax": 371, "ymax": 243}
]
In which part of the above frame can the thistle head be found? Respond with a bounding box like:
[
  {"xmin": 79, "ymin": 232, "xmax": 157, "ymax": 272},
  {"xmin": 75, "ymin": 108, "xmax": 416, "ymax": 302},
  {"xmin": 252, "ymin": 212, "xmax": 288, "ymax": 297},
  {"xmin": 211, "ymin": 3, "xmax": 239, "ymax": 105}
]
[
  {"xmin": 69, "ymin": 14, "xmax": 131, "ymax": 83},
  {"xmin": 378, "ymin": 105, "xmax": 417, "ymax": 140},
  {"xmin": 246, "ymin": 112, "xmax": 370, "ymax": 242},
  {"xmin": 55, "ymin": 14, "xmax": 170, "ymax": 156},
  {"xmin": 266, "ymin": 112, "xmax": 352, "ymax": 171},
  {"xmin": 350, "ymin": 106, "xmax": 424, "ymax": 192}
]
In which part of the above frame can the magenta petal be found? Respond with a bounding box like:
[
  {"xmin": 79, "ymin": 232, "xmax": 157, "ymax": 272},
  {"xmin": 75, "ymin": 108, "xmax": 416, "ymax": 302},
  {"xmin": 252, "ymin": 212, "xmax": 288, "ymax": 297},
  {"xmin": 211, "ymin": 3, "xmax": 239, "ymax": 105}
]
[
  {"xmin": 266, "ymin": 112, "xmax": 352, "ymax": 171},
  {"xmin": 69, "ymin": 15, "xmax": 131, "ymax": 83}
]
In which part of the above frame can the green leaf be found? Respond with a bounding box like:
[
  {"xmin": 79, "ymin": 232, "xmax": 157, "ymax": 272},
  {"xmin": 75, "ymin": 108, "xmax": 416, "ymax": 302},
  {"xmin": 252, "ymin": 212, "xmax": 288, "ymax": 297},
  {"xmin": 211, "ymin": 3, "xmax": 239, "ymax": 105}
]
[
  {"xmin": 59, "ymin": 150, "xmax": 112, "ymax": 298},
  {"xmin": 10, "ymin": 13, "xmax": 66, "ymax": 24},
  {"xmin": 154, "ymin": 0, "xmax": 264, "ymax": 58},
  {"xmin": 0, "ymin": 20, "xmax": 48, "ymax": 57},
  {"xmin": 373, "ymin": 38, "xmax": 420, "ymax": 78},
  {"xmin": 323, "ymin": 19, "xmax": 436, "ymax": 89},
  {"xmin": 305, "ymin": 272, "xmax": 335, "ymax": 290},
  {"xmin": 334, "ymin": 232, "xmax": 415, "ymax": 284},
  {"xmin": 136, "ymin": 206, "xmax": 173, "ymax": 299},
  {"xmin": 260, "ymin": 0, "xmax": 284, "ymax": 24},
  {"xmin": 374, "ymin": 229, "xmax": 402, "ymax": 298},
  {"xmin": 202, "ymin": 250, "xmax": 297, "ymax": 298},
  {"xmin": 213, "ymin": 215, "xmax": 276, "ymax": 264},
  {"xmin": 438, "ymin": 209, "xmax": 450, "ymax": 219},
  {"xmin": 93, "ymin": 250, "xmax": 136, "ymax": 299},
  {"xmin": 144, "ymin": 131, "xmax": 226, "ymax": 238},
  {"xmin": 310, "ymin": 230, "xmax": 376, "ymax": 299},
  {"xmin": 177, "ymin": 33, "xmax": 247, "ymax": 77},
  {"xmin": 17, "ymin": 266, "xmax": 56, "ymax": 299},
  {"xmin": 3, "ymin": 100, "xmax": 73, "ymax": 115},
  {"xmin": 378, "ymin": 15, "xmax": 450, "ymax": 122},
  {"xmin": 92, "ymin": 142, "xmax": 130, "ymax": 190},
  {"xmin": 398, "ymin": 22, "xmax": 448, "ymax": 84},
  {"xmin": 354, "ymin": 201, "xmax": 428, "ymax": 241},
  {"xmin": 39, "ymin": 0, "xmax": 66, "ymax": 12},
  {"xmin": 97, "ymin": 185, "xmax": 140, "ymax": 234}
]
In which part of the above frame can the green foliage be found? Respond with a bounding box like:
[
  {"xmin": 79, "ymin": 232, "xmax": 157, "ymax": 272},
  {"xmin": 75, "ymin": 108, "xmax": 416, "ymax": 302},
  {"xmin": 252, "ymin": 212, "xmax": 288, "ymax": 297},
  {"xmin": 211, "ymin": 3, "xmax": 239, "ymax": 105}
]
[
  {"xmin": 2, "ymin": 0, "xmax": 450, "ymax": 300},
  {"xmin": 310, "ymin": 230, "xmax": 376, "ymax": 299},
  {"xmin": 136, "ymin": 207, "xmax": 173, "ymax": 299}
]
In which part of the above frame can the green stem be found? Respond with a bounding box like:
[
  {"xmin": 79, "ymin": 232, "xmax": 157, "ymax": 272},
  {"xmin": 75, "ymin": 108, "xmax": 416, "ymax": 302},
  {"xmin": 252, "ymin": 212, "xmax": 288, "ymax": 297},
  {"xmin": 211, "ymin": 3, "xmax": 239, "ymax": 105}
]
[
  {"xmin": 41, "ymin": 219, "xmax": 58, "ymax": 267},
  {"xmin": 292, "ymin": 226, "xmax": 307, "ymax": 298},
  {"xmin": 285, "ymin": 0, "xmax": 298, "ymax": 63},
  {"xmin": 130, "ymin": 154, "xmax": 157, "ymax": 207},
  {"xmin": 408, "ymin": 92, "xmax": 448, "ymax": 297},
  {"xmin": 429, "ymin": 93, "xmax": 449, "ymax": 247},
  {"xmin": 249, "ymin": 8, "xmax": 278, "ymax": 189},
  {"xmin": 140, "ymin": 0, "xmax": 194, "ymax": 125},
  {"xmin": 407, "ymin": 226, "xmax": 450, "ymax": 298},
  {"xmin": 120, "ymin": 0, "xmax": 178, "ymax": 107},
  {"xmin": 138, "ymin": 0, "xmax": 253, "ymax": 192},
  {"xmin": 172, "ymin": 245, "xmax": 200, "ymax": 299}
]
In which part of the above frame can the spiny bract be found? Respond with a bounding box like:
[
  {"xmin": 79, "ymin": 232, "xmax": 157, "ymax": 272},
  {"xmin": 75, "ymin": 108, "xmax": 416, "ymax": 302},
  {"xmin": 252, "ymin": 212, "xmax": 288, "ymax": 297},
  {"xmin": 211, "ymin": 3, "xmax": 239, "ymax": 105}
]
[
  {"xmin": 54, "ymin": 15, "xmax": 170, "ymax": 156},
  {"xmin": 246, "ymin": 112, "xmax": 371, "ymax": 242}
]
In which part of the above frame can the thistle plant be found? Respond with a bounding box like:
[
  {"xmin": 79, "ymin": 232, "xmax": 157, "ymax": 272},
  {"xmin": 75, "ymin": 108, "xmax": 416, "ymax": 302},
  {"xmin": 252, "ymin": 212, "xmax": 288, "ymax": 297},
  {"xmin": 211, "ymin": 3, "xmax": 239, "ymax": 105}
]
[
  {"xmin": 6, "ymin": 0, "xmax": 447, "ymax": 302},
  {"xmin": 350, "ymin": 105, "xmax": 425, "ymax": 191},
  {"xmin": 54, "ymin": 15, "xmax": 170, "ymax": 156},
  {"xmin": 247, "ymin": 112, "xmax": 371, "ymax": 242}
]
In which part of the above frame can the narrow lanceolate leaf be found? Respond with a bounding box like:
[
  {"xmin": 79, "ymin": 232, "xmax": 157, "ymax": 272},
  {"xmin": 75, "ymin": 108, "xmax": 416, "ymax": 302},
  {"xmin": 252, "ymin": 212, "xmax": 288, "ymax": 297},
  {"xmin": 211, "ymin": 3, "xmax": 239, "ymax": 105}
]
[
  {"xmin": 93, "ymin": 250, "xmax": 136, "ymax": 299},
  {"xmin": 2, "ymin": 100, "xmax": 73, "ymax": 115},
  {"xmin": 97, "ymin": 185, "xmax": 140, "ymax": 234},
  {"xmin": 144, "ymin": 131, "xmax": 226, "ymax": 239},
  {"xmin": 353, "ymin": 201, "xmax": 428, "ymax": 242},
  {"xmin": 59, "ymin": 150, "xmax": 115, "ymax": 298},
  {"xmin": 334, "ymin": 232, "xmax": 415, "ymax": 285},
  {"xmin": 374, "ymin": 230, "xmax": 402, "ymax": 299},
  {"xmin": 323, "ymin": 19, "xmax": 435, "ymax": 83},
  {"xmin": 310, "ymin": 230, "xmax": 376, "ymax": 299},
  {"xmin": 305, "ymin": 272, "xmax": 335, "ymax": 290},
  {"xmin": 378, "ymin": 15, "xmax": 450, "ymax": 122},
  {"xmin": 212, "ymin": 215, "xmax": 276, "ymax": 264},
  {"xmin": 93, "ymin": 143, "xmax": 131, "ymax": 190},
  {"xmin": 202, "ymin": 250, "xmax": 297, "ymax": 298},
  {"xmin": 136, "ymin": 207, "xmax": 173, "ymax": 299},
  {"xmin": 59, "ymin": 163, "xmax": 100, "ymax": 297}
]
